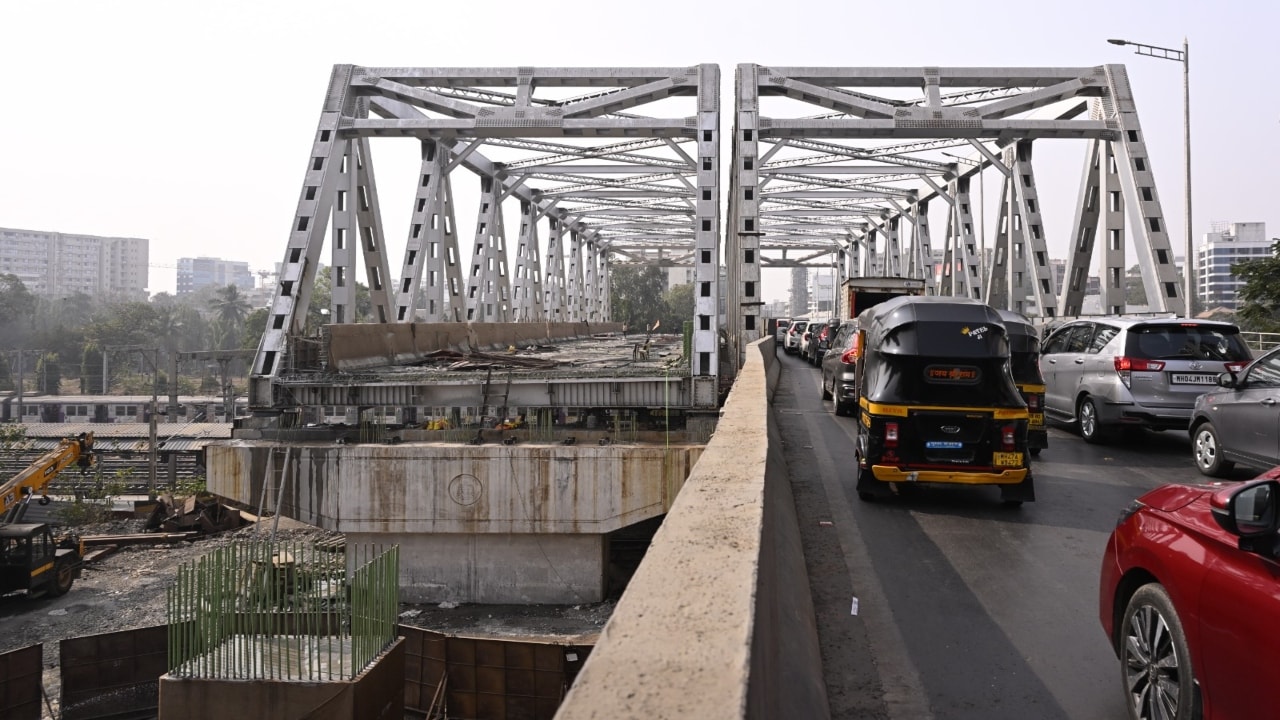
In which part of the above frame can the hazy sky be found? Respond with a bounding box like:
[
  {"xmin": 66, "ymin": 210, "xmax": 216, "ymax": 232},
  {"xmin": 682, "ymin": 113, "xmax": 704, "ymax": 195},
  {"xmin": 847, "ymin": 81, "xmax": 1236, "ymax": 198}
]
[{"xmin": 3, "ymin": 0, "xmax": 1276, "ymax": 302}]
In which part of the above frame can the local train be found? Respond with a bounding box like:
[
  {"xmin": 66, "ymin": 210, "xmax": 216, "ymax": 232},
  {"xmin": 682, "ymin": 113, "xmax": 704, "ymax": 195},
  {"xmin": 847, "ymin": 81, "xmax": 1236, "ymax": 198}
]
[{"xmin": 0, "ymin": 394, "xmax": 249, "ymax": 424}]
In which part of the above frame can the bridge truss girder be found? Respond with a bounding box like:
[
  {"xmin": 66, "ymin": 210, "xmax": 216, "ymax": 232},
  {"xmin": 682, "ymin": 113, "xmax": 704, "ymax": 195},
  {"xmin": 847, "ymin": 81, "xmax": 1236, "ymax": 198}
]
[
  {"xmin": 729, "ymin": 63, "xmax": 1184, "ymax": 360},
  {"xmin": 250, "ymin": 65, "xmax": 721, "ymax": 410}
]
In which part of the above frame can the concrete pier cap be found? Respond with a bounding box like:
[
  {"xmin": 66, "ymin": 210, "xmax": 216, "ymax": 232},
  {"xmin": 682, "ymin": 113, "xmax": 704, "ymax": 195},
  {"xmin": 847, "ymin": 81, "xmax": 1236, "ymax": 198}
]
[{"xmin": 207, "ymin": 438, "xmax": 703, "ymax": 604}]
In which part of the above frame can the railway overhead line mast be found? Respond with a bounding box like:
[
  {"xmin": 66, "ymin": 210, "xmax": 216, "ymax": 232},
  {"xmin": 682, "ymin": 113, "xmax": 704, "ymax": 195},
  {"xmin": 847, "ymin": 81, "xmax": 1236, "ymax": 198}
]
[{"xmin": 248, "ymin": 63, "xmax": 1178, "ymax": 414}]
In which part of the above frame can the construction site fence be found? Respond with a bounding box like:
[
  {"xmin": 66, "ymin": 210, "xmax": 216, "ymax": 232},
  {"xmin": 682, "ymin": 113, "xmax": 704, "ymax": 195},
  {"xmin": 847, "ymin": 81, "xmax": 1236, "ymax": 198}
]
[{"xmin": 166, "ymin": 539, "xmax": 399, "ymax": 682}]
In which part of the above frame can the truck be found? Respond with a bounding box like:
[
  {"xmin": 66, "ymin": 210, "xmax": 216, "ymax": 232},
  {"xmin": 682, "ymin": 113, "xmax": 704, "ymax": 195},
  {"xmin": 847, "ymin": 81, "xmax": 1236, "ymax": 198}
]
[
  {"xmin": 0, "ymin": 433, "xmax": 95, "ymax": 597},
  {"xmin": 837, "ymin": 277, "xmax": 927, "ymax": 320},
  {"xmin": 0, "ymin": 522, "xmax": 82, "ymax": 597}
]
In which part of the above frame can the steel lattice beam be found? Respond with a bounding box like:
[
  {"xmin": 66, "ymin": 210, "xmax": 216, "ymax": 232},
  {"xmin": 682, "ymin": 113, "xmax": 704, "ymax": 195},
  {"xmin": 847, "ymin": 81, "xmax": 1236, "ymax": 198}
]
[
  {"xmin": 251, "ymin": 64, "xmax": 721, "ymax": 411},
  {"xmin": 729, "ymin": 62, "xmax": 1177, "ymax": 352}
]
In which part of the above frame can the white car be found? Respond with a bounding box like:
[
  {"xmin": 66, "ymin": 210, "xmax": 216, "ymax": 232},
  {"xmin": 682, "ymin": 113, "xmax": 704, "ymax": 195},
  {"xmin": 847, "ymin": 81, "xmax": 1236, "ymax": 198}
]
[{"xmin": 784, "ymin": 321, "xmax": 809, "ymax": 355}]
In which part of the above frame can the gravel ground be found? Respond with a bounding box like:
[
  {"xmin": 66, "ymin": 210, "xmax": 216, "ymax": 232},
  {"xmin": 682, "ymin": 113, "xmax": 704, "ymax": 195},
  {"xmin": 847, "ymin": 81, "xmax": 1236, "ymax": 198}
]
[{"xmin": 0, "ymin": 516, "xmax": 615, "ymax": 719}]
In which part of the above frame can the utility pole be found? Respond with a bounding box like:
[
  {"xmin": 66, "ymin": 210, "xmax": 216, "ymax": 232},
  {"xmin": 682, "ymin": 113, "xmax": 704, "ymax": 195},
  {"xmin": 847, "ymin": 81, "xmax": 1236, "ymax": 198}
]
[
  {"xmin": 149, "ymin": 348, "xmax": 159, "ymax": 498},
  {"xmin": 1109, "ymin": 37, "xmax": 1194, "ymax": 316}
]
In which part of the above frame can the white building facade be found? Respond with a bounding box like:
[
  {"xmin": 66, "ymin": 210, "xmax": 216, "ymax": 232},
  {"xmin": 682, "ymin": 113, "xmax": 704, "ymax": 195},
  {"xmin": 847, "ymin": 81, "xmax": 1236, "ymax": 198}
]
[
  {"xmin": 1196, "ymin": 222, "xmax": 1271, "ymax": 310},
  {"xmin": 0, "ymin": 227, "xmax": 148, "ymax": 299}
]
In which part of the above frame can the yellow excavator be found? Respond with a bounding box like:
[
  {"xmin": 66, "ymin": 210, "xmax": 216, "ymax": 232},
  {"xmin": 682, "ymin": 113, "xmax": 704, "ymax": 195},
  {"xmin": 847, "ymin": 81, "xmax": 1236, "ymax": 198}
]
[{"xmin": 0, "ymin": 432, "xmax": 95, "ymax": 597}]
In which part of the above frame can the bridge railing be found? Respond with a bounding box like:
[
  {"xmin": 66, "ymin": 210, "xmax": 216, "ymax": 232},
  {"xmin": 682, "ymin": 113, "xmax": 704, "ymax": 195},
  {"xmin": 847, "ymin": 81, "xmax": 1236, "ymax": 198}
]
[{"xmin": 1241, "ymin": 331, "xmax": 1280, "ymax": 353}]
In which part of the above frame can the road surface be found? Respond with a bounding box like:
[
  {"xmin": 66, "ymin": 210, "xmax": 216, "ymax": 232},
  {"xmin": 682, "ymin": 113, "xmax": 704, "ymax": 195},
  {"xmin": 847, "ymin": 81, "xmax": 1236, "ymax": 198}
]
[{"xmin": 774, "ymin": 350, "xmax": 1252, "ymax": 719}]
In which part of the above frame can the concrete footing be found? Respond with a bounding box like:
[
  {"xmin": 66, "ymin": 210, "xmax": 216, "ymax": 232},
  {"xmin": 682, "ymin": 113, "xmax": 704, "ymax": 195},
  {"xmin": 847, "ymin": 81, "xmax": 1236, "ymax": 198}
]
[{"xmin": 159, "ymin": 639, "xmax": 405, "ymax": 720}]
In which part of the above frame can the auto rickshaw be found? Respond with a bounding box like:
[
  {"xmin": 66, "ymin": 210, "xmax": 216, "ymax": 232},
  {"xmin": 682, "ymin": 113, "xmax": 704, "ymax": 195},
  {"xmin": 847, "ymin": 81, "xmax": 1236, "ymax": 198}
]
[
  {"xmin": 853, "ymin": 296, "xmax": 1035, "ymax": 505},
  {"xmin": 997, "ymin": 309, "xmax": 1048, "ymax": 457}
]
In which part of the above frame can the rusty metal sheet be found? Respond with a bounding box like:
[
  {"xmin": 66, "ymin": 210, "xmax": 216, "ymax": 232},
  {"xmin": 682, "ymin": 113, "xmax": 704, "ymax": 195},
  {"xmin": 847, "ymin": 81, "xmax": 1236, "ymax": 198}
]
[
  {"xmin": 60, "ymin": 625, "xmax": 166, "ymax": 720},
  {"xmin": 0, "ymin": 644, "xmax": 43, "ymax": 720},
  {"xmin": 399, "ymin": 625, "xmax": 594, "ymax": 720}
]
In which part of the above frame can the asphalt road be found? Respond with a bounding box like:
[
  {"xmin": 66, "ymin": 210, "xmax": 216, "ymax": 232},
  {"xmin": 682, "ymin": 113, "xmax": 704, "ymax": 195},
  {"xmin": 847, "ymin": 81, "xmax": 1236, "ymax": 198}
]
[{"xmin": 774, "ymin": 349, "xmax": 1256, "ymax": 720}]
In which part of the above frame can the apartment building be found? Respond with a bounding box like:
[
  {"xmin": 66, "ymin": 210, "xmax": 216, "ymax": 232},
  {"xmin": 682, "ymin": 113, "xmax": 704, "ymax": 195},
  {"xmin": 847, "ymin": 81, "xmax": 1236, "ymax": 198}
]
[
  {"xmin": 1196, "ymin": 222, "xmax": 1271, "ymax": 310},
  {"xmin": 0, "ymin": 227, "xmax": 148, "ymax": 299},
  {"xmin": 176, "ymin": 257, "xmax": 254, "ymax": 296}
]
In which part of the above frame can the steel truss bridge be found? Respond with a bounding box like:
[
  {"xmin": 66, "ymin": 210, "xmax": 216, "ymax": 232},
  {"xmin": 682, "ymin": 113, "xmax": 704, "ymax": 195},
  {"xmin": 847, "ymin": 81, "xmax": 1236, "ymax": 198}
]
[{"xmin": 249, "ymin": 63, "xmax": 1183, "ymax": 417}]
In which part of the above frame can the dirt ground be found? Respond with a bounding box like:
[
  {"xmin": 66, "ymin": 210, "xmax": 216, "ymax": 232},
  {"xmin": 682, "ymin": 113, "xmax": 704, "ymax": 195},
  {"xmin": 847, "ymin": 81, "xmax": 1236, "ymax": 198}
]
[{"xmin": 0, "ymin": 514, "xmax": 615, "ymax": 719}]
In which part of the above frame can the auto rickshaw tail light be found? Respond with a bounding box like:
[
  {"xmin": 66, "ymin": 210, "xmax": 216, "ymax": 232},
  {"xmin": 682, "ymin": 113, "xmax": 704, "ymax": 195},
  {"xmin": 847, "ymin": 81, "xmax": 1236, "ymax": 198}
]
[
  {"xmin": 1001, "ymin": 424, "xmax": 1015, "ymax": 450},
  {"xmin": 885, "ymin": 422, "xmax": 899, "ymax": 447},
  {"xmin": 1026, "ymin": 394, "xmax": 1039, "ymax": 410}
]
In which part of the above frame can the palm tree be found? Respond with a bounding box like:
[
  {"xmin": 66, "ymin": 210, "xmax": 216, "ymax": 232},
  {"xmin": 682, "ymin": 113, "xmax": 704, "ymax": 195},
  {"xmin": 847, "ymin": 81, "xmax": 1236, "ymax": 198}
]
[{"xmin": 209, "ymin": 285, "xmax": 252, "ymax": 350}]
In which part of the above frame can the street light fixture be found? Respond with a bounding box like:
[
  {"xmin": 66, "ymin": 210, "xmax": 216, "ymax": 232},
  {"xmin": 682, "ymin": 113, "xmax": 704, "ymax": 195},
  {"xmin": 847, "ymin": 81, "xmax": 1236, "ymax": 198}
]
[{"xmin": 1109, "ymin": 37, "xmax": 1193, "ymax": 317}]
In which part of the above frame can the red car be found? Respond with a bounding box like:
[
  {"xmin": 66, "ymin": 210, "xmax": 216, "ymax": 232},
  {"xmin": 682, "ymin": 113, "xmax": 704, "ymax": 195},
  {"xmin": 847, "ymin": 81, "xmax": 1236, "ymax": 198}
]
[{"xmin": 1099, "ymin": 469, "xmax": 1280, "ymax": 720}]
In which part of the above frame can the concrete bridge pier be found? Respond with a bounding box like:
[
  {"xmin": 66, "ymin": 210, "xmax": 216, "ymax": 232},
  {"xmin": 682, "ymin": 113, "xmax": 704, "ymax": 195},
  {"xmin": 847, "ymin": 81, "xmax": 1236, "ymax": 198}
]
[{"xmin": 207, "ymin": 442, "xmax": 704, "ymax": 604}]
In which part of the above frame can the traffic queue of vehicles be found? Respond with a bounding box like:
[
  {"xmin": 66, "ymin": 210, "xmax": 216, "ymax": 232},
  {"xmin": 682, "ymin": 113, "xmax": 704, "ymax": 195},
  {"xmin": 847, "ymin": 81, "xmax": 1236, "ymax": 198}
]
[{"xmin": 776, "ymin": 297, "xmax": 1279, "ymax": 720}]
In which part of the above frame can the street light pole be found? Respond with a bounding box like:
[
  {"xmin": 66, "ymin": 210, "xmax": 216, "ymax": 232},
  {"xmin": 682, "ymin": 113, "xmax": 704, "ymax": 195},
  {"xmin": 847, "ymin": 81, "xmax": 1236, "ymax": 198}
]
[{"xmin": 1109, "ymin": 37, "xmax": 1193, "ymax": 317}]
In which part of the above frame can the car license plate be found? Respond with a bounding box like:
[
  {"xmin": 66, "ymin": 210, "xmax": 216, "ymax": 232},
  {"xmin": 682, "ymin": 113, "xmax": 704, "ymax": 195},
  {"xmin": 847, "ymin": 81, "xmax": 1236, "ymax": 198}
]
[
  {"xmin": 926, "ymin": 441, "xmax": 964, "ymax": 449},
  {"xmin": 1029, "ymin": 412, "xmax": 1044, "ymax": 427},
  {"xmin": 993, "ymin": 451, "xmax": 1023, "ymax": 467},
  {"xmin": 1171, "ymin": 373, "xmax": 1217, "ymax": 385}
]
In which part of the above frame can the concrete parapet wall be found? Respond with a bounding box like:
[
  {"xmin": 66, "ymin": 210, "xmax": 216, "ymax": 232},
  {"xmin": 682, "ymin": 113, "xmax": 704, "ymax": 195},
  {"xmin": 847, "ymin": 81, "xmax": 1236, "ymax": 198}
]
[
  {"xmin": 207, "ymin": 443, "xmax": 701, "ymax": 535},
  {"xmin": 326, "ymin": 321, "xmax": 625, "ymax": 371},
  {"xmin": 556, "ymin": 337, "xmax": 829, "ymax": 719}
]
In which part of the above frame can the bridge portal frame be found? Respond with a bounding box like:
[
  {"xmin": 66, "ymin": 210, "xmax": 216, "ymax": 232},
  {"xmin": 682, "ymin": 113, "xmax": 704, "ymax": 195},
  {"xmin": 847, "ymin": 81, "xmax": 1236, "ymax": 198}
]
[
  {"xmin": 728, "ymin": 63, "xmax": 1185, "ymax": 360},
  {"xmin": 249, "ymin": 65, "xmax": 722, "ymax": 412}
]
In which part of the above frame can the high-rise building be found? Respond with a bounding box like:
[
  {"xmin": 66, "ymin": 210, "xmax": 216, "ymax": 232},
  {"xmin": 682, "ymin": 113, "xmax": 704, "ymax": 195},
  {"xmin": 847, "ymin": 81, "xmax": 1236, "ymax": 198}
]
[
  {"xmin": 1196, "ymin": 222, "xmax": 1271, "ymax": 310},
  {"xmin": 176, "ymin": 257, "xmax": 254, "ymax": 296},
  {"xmin": 789, "ymin": 267, "xmax": 809, "ymax": 317},
  {"xmin": 0, "ymin": 227, "xmax": 148, "ymax": 299}
]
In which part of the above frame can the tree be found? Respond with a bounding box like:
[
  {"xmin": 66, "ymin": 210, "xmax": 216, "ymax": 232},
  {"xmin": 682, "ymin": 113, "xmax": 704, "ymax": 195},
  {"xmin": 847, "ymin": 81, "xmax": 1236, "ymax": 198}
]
[
  {"xmin": 80, "ymin": 341, "xmax": 107, "ymax": 393},
  {"xmin": 241, "ymin": 308, "xmax": 268, "ymax": 351},
  {"xmin": 210, "ymin": 285, "xmax": 252, "ymax": 350},
  {"xmin": 659, "ymin": 283, "xmax": 695, "ymax": 335},
  {"xmin": 306, "ymin": 266, "xmax": 372, "ymax": 333},
  {"xmin": 1233, "ymin": 241, "xmax": 1280, "ymax": 332},
  {"xmin": 609, "ymin": 265, "xmax": 667, "ymax": 333},
  {"xmin": 0, "ymin": 274, "xmax": 36, "ymax": 351},
  {"xmin": 35, "ymin": 352, "xmax": 61, "ymax": 395}
]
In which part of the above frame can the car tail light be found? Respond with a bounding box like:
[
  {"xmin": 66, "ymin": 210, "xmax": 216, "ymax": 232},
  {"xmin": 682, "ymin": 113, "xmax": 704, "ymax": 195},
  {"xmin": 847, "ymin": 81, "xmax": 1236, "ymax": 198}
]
[
  {"xmin": 1225, "ymin": 361, "xmax": 1247, "ymax": 374},
  {"xmin": 885, "ymin": 422, "xmax": 899, "ymax": 448},
  {"xmin": 1001, "ymin": 424, "xmax": 1015, "ymax": 451},
  {"xmin": 1114, "ymin": 356, "xmax": 1165, "ymax": 388}
]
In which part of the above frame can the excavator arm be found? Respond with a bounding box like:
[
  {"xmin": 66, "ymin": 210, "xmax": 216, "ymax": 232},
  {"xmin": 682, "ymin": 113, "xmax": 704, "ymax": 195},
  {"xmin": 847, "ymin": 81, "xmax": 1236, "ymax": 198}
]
[{"xmin": 0, "ymin": 433, "xmax": 95, "ymax": 523}]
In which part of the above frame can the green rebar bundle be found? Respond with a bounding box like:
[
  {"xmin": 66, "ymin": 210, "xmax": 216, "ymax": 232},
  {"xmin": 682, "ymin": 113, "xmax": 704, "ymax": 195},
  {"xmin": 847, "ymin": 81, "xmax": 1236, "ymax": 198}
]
[{"xmin": 166, "ymin": 539, "xmax": 399, "ymax": 682}]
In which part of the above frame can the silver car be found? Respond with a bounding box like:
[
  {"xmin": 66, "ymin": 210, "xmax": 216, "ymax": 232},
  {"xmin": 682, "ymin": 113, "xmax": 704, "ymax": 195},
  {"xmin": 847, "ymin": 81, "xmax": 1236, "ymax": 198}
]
[
  {"xmin": 1190, "ymin": 344, "xmax": 1280, "ymax": 476},
  {"xmin": 1040, "ymin": 317, "xmax": 1251, "ymax": 443},
  {"xmin": 784, "ymin": 320, "xmax": 809, "ymax": 355}
]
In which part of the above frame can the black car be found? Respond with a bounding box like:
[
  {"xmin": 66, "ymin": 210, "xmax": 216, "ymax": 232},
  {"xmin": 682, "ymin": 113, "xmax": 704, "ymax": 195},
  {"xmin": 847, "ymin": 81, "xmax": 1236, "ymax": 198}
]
[
  {"xmin": 806, "ymin": 319, "xmax": 841, "ymax": 365},
  {"xmin": 821, "ymin": 321, "xmax": 859, "ymax": 415}
]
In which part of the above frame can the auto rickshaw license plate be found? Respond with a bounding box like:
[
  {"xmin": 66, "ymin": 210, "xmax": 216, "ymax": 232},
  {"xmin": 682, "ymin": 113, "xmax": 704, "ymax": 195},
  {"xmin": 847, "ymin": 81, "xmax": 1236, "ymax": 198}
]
[
  {"xmin": 1029, "ymin": 413, "xmax": 1044, "ymax": 427},
  {"xmin": 993, "ymin": 452, "xmax": 1023, "ymax": 467}
]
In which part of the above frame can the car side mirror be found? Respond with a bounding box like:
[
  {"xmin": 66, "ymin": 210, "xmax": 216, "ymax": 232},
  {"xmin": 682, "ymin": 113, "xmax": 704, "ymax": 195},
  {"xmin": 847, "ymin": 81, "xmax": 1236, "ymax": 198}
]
[
  {"xmin": 1216, "ymin": 372, "xmax": 1237, "ymax": 388},
  {"xmin": 1211, "ymin": 480, "xmax": 1280, "ymax": 554}
]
